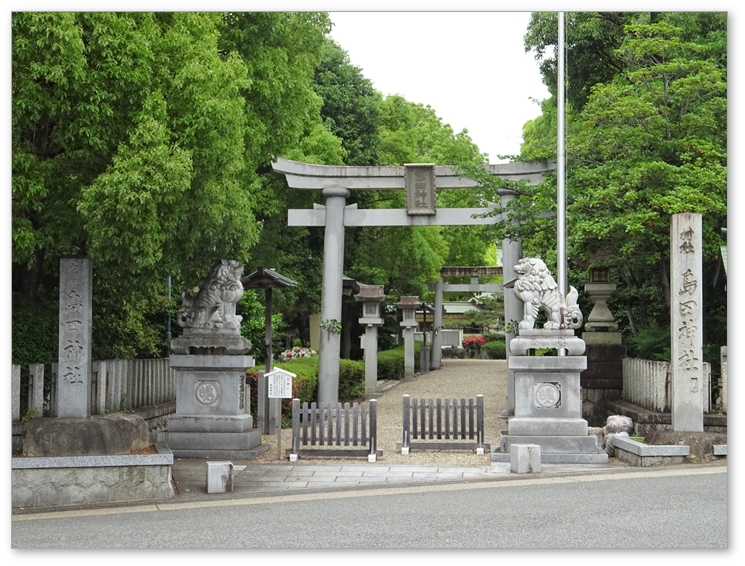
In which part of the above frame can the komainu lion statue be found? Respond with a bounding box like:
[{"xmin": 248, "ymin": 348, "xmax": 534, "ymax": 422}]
[
  {"xmin": 177, "ymin": 259, "xmax": 245, "ymax": 330},
  {"xmin": 511, "ymin": 257, "xmax": 583, "ymax": 330}
]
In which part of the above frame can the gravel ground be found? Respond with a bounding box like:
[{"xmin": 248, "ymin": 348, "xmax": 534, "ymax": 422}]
[{"xmin": 253, "ymin": 359, "xmax": 508, "ymax": 466}]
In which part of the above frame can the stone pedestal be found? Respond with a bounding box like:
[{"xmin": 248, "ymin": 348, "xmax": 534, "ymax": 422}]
[
  {"xmin": 161, "ymin": 328, "xmax": 267, "ymax": 458},
  {"xmin": 492, "ymin": 329, "xmax": 608, "ymax": 464},
  {"xmin": 158, "ymin": 354, "xmax": 268, "ymax": 458}
]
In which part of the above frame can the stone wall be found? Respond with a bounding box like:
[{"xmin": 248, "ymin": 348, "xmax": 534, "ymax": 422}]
[
  {"xmin": 12, "ymin": 464, "xmax": 174, "ymax": 509},
  {"xmin": 11, "ymin": 444, "xmax": 174, "ymax": 509}
]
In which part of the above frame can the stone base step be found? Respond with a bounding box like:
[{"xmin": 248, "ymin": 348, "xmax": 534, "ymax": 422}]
[
  {"xmin": 158, "ymin": 429, "xmax": 263, "ymax": 451},
  {"xmin": 168, "ymin": 444, "xmax": 271, "ymax": 459},
  {"xmin": 500, "ymin": 434, "xmax": 601, "ymax": 454},
  {"xmin": 491, "ymin": 451, "xmax": 609, "ymax": 464}
]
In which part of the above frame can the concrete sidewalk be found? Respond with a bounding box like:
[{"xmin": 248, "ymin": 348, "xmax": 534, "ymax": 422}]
[{"xmin": 171, "ymin": 457, "xmax": 626, "ymax": 499}]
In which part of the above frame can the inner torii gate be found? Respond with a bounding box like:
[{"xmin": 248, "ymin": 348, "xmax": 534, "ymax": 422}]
[{"xmin": 272, "ymin": 157, "xmax": 554, "ymax": 405}]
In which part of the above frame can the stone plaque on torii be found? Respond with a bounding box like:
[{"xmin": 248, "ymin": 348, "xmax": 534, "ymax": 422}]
[{"xmin": 272, "ymin": 157, "xmax": 554, "ymax": 404}]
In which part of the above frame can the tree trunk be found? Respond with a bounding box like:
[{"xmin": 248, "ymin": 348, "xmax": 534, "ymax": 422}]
[
  {"xmin": 19, "ymin": 248, "xmax": 45, "ymax": 301},
  {"xmin": 659, "ymin": 257, "xmax": 671, "ymax": 308}
]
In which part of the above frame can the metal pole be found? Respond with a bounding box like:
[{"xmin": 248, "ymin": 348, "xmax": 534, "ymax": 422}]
[
  {"xmin": 166, "ymin": 275, "xmax": 172, "ymax": 346},
  {"xmin": 557, "ymin": 11, "xmax": 567, "ymax": 298}
]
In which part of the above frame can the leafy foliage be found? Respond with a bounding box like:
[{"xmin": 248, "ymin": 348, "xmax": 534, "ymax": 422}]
[{"xmin": 518, "ymin": 12, "xmax": 727, "ymax": 360}]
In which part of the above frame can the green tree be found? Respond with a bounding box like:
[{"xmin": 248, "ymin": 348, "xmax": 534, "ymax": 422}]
[
  {"xmin": 513, "ymin": 14, "xmax": 726, "ymax": 359},
  {"xmin": 12, "ymin": 12, "xmax": 334, "ymax": 361}
]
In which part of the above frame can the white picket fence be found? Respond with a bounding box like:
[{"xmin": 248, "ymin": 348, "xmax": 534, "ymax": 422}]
[
  {"xmin": 622, "ymin": 358, "xmax": 711, "ymax": 413},
  {"xmin": 11, "ymin": 358, "xmax": 176, "ymax": 421}
]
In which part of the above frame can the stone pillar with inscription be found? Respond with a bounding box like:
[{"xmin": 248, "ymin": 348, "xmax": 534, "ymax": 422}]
[
  {"xmin": 671, "ymin": 213, "xmax": 704, "ymax": 432},
  {"xmin": 57, "ymin": 258, "xmax": 93, "ymax": 418},
  {"xmin": 157, "ymin": 260, "xmax": 269, "ymax": 458}
]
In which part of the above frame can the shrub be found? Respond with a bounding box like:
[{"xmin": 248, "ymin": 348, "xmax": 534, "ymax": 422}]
[
  {"xmin": 462, "ymin": 335, "xmax": 486, "ymax": 349},
  {"xmin": 376, "ymin": 343, "xmax": 421, "ymax": 379},
  {"xmin": 480, "ymin": 340, "xmax": 506, "ymax": 359},
  {"xmin": 247, "ymin": 357, "xmax": 319, "ymax": 420},
  {"xmin": 339, "ymin": 359, "xmax": 365, "ymax": 400}
]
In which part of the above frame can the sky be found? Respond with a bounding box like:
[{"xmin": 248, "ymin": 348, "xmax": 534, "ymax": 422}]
[{"xmin": 328, "ymin": 11, "xmax": 550, "ymax": 163}]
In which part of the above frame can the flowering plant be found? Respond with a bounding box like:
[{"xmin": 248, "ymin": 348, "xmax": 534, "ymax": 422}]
[
  {"xmin": 278, "ymin": 346, "xmax": 318, "ymax": 362},
  {"xmin": 462, "ymin": 335, "xmax": 486, "ymax": 349}
]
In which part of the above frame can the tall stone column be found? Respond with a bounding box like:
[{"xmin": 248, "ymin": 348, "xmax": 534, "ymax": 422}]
[
  {"xmin": 318, "ymin": 187, "xmax": 349, "ymax": 404},
  {"xmin": 671, "ymin": 213, "xmax": 704, "ymax": 432},
  {"xmin": 58, "ymin": 258, "xmax": 93, "ymax": 418},
  {"xmin": 500, "ymin": 191, "xmax": 523, "ymax": 417},
  {"xmin": 431, "ymin": 277, "xmax": 444, "ymax": 369}
]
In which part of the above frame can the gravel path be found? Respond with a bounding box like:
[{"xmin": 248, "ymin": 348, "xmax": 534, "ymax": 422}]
[{"xmin": 254, "ymin": 359, "xmax": 508, "ymax": 466}]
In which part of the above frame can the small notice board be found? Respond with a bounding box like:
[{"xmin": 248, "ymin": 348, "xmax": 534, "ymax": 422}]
[{"xmin": 266, "ymin": 369, "xmax": 295, "ymax": 399}]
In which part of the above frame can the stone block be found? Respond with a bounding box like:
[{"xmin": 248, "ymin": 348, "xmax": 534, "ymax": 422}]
[
  {"xmin": 612, "ymin": 436, "xmax": 690, "ymax": 457},
  {"xmin": 157, "ymin": 429, "xmax": 262, "ymax": 451},
  {"xmin": 22, "ymin": 414, "xmax": 150, "ymax": 457},
  {"xmin": 501, "ymin": 434, "xmax": 601, "ymax": 454},
  {"xmin": 582, "ymin": 332, "xmax": 623, "ymax": 345},
  {"xmin": 206, "ymin": 461, "xmax": 233, "ymax": 493},
  {"xmin": 507, "ymin": 417, "xmax": 588, "ymax": 436},
  {"xmin": 174, "ymin": 370, "xmax": 247, "ymax": 416},
  {"xmin": 510, "ymin": 335, "xmax": 586, "ymax": 356},
  {"xmin": 514, "ymin": 373, "xmax": 582, "ymax": 418},
  {"xmin": 509, "ymin": 355, "xmax": 587, "ymax": 372},
  {"xmin": 713, "ymin": 445, "xmax": 727, "ymax": 456},
  {"xmin": 510, "ymin": 444, "xmax": 541, "ymax": 473},
  {"xmin": 166, "ymin": 414, "xmax": 253, "ymax": 433}
]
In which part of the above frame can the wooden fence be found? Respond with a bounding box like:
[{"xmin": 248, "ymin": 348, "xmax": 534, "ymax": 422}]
[
  {"xmin": 289, "ymin": 399, "xmax": 381, "ymax": 461},
  {"xmin": 622, "ymin": 358, "xmax": 711, "ymax": 413},
  {"xmin": 11, "ymin": 358, "xmax": 176, "ymax": 421},
  {"xmin": 401, "ymin": 394, "xmax": 488, "ymax": 454}
]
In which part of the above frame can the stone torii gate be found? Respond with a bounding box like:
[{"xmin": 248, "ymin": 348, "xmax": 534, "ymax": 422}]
[{"xmin": 272, "ymin": 157, "xmax": 553, "ymax": 404}]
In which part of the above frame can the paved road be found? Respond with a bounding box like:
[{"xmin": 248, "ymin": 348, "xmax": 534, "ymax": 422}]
[{"xmin": 12, "ymin": 466, "xmax": 726, "ymax": 549}]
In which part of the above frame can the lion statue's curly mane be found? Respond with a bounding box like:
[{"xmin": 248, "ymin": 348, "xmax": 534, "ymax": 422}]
[
  {"xmin": 511, "ymin": 257, "xmax": 583, "ymax": 330},
  {"xmin": 177, "ymin": 259, "xmax": 244, "ymax": 331}
]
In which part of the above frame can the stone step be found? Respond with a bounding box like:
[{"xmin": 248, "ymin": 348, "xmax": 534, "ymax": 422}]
[
  {"xmin": 491, "ymin": 451, "xmax": 609, "ymax": 464},
  {"xmin": 500, "ymin": 434, "xmax": 601, "ymax": 454}
]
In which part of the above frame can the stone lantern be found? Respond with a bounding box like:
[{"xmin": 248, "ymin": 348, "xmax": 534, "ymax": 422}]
[
  {"xmin": 584, "ymin": 267, "xmax": 619, "ymax": 334},
  {"xmin": 397, "ymin": 296, "xmax": 421, "ymax": 381},
  {"xmin": 355, "ymin": 285, "xmax": 386, "ymax": 398},
  {"xmin": 581, "ymin": 266, "xmax": 626, "ymax": 427}
]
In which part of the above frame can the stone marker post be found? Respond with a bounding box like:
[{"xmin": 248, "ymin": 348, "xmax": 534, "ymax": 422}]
[
  {"xmin": 398, "ymin": 296, "xmax": 421, "ymax": 381},
  {"xmin": 355, "ymin": 285, "xmax": 386, "ymax": 398},
  {"xmin": 431, "ymin": 277, "xmax": 444, "ymax": 369},
  {"xmin": 671, "ymin": 213, "xmax": 704, "ymax": 432},
  {"xmin": 57, "ymin": 258, "xmax": 93, "ymax": 418}
]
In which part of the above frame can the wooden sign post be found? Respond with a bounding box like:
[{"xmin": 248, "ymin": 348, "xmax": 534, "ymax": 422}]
[{"xmin": 266, "ymin": 368, "xmax": 295, "ymax": 460}]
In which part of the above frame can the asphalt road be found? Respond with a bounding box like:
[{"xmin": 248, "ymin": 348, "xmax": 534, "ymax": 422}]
[{"xmin": 12, "ymin": 466, "xmax": 727, "ymax": 549}]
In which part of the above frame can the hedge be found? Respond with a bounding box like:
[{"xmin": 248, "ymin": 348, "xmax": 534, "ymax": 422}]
[
  {"xmin": 376, "ymin": 342, "xmax": 421, "ymax": 380},
  {"xmin": 480, "ymin": 340, "xmax": 506, "ymax": 359}
]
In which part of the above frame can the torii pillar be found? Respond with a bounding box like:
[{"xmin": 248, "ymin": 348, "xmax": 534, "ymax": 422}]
[{"xmin": 317, "ymin": 188, "xmax": 349, "ymax": 405}]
